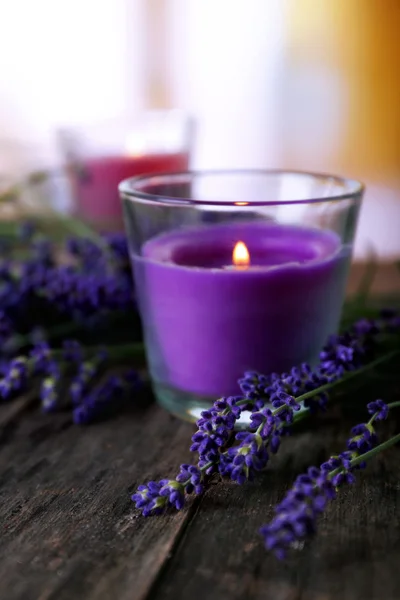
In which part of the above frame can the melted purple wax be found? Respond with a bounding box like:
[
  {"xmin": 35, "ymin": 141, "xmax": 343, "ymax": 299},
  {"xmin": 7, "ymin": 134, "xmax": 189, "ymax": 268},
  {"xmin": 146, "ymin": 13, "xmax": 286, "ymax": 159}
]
[{"xmin": 133, "ymin": 222, "xmax": 350, "ymax": 398}]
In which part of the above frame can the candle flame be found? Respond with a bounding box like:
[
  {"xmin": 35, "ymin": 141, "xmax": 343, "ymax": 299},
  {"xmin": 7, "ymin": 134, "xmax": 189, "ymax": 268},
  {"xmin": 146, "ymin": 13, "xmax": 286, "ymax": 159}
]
[{"xmin": 233, "ymin": 241, "xmax": 250, "ymax": 268}]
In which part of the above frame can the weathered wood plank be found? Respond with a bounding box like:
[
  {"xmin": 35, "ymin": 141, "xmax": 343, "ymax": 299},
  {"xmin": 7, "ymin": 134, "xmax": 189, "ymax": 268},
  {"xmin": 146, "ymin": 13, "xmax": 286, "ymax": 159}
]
[
  {"xmin": 147, "ymin": 440, "xmax": 400, "ymax": 600},
  {"xmin": 0, "ymin": 373, "xmax": 392, "ymax": 600},
  {"xmin": 0, "ymin": 262, "xmax": 398, "ymax": 600},
  {"xmin": 0, "ymin": 377, "xmax": 399, "ymax": 600},
  {"xmin": 147, "ymin": 380, "xmax": 400, "ymax": 600},
  {"xmin": 0, "ymin": 403, "xmax": 197, "ymax": 600},
  {"xmin": 0, "ymin": 392, "xmax": 37, "ymax": 429}
]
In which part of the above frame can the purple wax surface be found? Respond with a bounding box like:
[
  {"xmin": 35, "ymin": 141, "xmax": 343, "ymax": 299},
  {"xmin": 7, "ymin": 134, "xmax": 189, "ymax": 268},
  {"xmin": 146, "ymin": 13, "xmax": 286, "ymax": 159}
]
[{"xmin": 133, "ymin": 222, "xmax": 351, "ymax": 398}]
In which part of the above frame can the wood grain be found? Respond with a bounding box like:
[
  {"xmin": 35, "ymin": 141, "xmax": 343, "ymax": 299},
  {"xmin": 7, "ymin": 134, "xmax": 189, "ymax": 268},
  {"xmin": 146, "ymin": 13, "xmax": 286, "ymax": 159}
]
[
  {"xmin": 0, "ymin": 404, "xmax": 197, "ymax": 600},
  {"xmin": 0, "ymin": 263, "xmax": 398, "ymax": 600},
  {"xmin": 147, "ymin": 375, "xmax": 400, "ymax": 600}
]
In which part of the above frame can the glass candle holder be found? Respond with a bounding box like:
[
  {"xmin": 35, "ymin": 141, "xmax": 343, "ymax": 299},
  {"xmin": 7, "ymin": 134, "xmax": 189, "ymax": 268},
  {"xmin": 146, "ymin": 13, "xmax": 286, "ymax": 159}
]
[
  {"xmin": 57, "ymin": 110, "xmax": 194, "ymax": 231},
  {"xmin": 120, "ymin": 170, "xmax": 364, "ymax": 422}
]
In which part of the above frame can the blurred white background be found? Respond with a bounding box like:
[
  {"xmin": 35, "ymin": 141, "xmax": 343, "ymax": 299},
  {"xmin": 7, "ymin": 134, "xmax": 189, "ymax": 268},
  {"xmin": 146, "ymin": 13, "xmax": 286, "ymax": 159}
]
[{"xmin": 0, "ymin": 0, "xmax": 399, "ymax": 258}]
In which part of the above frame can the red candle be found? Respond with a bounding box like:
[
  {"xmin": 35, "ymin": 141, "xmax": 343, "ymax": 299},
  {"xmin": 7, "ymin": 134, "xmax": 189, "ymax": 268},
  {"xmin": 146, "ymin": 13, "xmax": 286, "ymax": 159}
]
[{"xmin": 72, "ymin": 151, "xmax": 189, "ymax": 230}]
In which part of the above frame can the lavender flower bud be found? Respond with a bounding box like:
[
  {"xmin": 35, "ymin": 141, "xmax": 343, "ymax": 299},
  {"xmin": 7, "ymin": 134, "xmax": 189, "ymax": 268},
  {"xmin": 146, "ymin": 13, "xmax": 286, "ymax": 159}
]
[
  {"xmin": 0, "ymin": 357, "xmax": 29, "ymax": 400},
  {"xmin": 260, "ymin": 405, "xmax": 381, "ymax": 559},
  {"xmin": 73, "ymin": 370, "xmax": 141, "ymax": 425},
  {"xmin": 40, "ymin": 362, "xmax": 62, "ymax": 413},
  {"xmin": 367, "ymin": 399, "xmax": 389, "ymax": 421}
]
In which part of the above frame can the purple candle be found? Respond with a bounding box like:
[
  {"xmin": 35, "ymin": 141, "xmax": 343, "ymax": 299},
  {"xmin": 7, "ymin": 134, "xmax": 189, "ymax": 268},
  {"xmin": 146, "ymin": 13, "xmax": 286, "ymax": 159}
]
[
  {"xmin": 120, "ymin": 169, "xmax": 363, "ymax": 421},
  {"xmin": 133, "ymin": 222, "xmax": 350, "ymax": 399}
]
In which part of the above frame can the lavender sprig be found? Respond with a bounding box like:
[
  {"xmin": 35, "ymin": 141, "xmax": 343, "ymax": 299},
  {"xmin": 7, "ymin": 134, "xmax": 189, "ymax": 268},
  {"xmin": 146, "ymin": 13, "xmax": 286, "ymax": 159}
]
[
  {"xmin": 73, "ymin": 369, "xmax": 141, "ymax": 425},
  {"xmin": 0, "ymin": 339, "xmax": 142, "ymax": 422},
  {"xmin": 132, "ymin": 313, "xmax": 400, "ymax": 516},
  {"xmin": 0, "ymin": 226, "xmax": 135, "ymax": 344},
  {"xmin": 0, "ymin": 342, "xmax": 53, "ymax": 401},
  {"xmin": 191, "ymin": 314, "xmax": 389, "ymax": 472},
  {"xmin": 260, "ymin": 399, "xmax": 400, "ymax": 559},
  {"xmin": 0, "ymin": 357, "xmax": 30, "ymax": 400},
  {"xmin": 69, "ymin": 348, "xmax": 108, "ymax": 406},
  {"xmin": 40, "ymin": 361, "xmax": 62, "ymax": 412},
  {"xmin": 132, "ymin": 465, "xmax": 204, "ymax": 516}
]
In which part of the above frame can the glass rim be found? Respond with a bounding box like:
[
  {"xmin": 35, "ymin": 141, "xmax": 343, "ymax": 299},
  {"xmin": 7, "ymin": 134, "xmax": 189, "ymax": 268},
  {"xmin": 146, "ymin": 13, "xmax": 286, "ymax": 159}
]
[{"xmin": 119, "ymin": 169, "xmax": 365, "ymax": 207}]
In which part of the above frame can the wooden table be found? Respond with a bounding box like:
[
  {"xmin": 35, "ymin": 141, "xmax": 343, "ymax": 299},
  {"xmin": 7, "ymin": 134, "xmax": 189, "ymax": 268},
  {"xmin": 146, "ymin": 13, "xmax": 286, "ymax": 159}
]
[{"xmin": 0, "ymin": 264, "xmax": 399, "ymax": 600}]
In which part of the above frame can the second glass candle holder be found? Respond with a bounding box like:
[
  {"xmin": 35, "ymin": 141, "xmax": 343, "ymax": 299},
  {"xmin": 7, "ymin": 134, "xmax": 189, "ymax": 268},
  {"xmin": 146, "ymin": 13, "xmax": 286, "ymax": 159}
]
[{"xmin": 58, "ymin": 110, "xmax": 194, "ymax": 232}]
